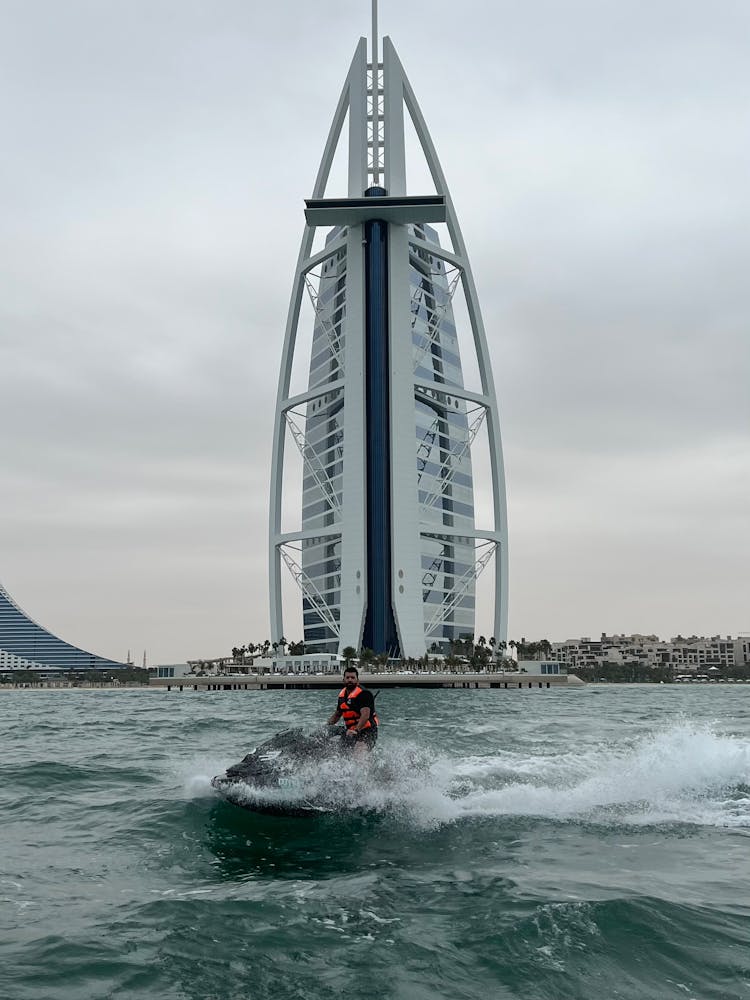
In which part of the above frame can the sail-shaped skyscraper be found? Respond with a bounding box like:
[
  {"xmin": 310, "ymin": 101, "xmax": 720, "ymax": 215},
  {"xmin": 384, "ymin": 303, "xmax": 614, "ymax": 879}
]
[{"xmin": 269, "ymin": 17, "xmax": 508, "ymax": 660}]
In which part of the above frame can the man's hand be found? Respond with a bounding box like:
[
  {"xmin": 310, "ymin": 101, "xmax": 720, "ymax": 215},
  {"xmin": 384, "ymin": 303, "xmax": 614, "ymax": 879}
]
[{"xmin": 345, "ymin": 728, "xmax": 358, "ymax": 738}]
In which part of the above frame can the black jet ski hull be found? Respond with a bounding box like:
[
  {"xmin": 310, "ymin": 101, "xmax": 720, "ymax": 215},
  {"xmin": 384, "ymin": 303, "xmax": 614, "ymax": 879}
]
[
  {"xmin": 211, "ymin": 780, "xmax": 331, "ymax": 817},
  {"xmin": 211, "ymin": 727, "xmax": 355, "ymax": 817}
]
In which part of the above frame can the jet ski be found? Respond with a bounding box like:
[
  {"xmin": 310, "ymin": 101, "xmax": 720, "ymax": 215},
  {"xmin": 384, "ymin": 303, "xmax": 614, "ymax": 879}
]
[{"xmin": 211, "ymin": 726, "xmax": 359, "ymax": 816}]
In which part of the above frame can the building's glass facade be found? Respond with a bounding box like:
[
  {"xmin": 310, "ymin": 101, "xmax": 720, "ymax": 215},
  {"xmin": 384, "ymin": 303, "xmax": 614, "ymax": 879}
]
[
  {"xmin": 300, "ymin": 228, "xmax": 346, "ymax": 650},
  {"xmin": 301, "ymin": 224, "xmax": 475, "ymax": 654},
  {"xmin": 0, "ymin": 583, "xmax": 129, "ymax": 671},
  {"xmin": 411, "ymin": 224, "xmax": 476, "ymax": 649}
]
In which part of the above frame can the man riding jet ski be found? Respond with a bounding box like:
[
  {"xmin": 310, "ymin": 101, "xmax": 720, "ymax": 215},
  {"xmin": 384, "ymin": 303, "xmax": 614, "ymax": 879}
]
[
  {"xmin": 211, "ymin": 668, "xmax": 379, "ymax": 815},
  {"xmin": 327, "ymin": 666, "xmax": 378, "ymax": 755}
]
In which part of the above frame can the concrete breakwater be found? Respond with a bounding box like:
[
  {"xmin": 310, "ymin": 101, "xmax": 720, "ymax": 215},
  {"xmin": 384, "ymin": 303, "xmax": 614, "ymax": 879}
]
[{"xmin": 149, "ymin": 671, "xmax": 583, "ymax": 692}]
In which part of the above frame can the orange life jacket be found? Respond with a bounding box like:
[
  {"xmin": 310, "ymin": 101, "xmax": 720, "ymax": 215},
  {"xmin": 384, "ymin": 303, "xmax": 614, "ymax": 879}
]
[{"xmin": 338, "ymin": 685, "xmax": 378, "ymax": 730}]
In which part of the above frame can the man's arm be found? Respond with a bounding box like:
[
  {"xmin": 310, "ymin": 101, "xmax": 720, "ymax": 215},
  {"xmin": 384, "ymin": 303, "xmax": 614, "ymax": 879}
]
[
  {"xmin": 326, "ymin": 708, "xmax": 342, "ymax": 726},
  {"xmin": 352, "ymin": 706, "xmax": 370, "ymax": 731},
  {"xmin": 348, "ymin": 690, "xmax": 374, "ymax": 733}
]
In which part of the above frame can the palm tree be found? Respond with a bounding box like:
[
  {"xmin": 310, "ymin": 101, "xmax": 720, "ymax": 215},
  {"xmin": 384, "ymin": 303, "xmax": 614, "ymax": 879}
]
[
  {"xmin": 342, "ymin": 646, "xmax": 357, "ymax": 668},
  {"xmin": 488, "ymin": 637, "xmax": 496, "ymax": 670}
]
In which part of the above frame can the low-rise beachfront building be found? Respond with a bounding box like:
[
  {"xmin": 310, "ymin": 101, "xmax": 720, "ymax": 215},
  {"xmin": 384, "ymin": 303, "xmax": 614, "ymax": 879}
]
[
  {"xmin": 177, "ymin": 653, "xmax": 342, "ymax": 677},
  {"xmin": 735, "ymin": 637, "xmax": 750, "ymax": 666},
  {"xmin": 667, "ymin": 636, "xmax": 741, "ymax": 670},
  {"xmin": 150, "ymin": 663, "xmax": 192, "ymax": 680},
  {"xmin": 517, "ymin": 660, "xmax": 566, "ymax": 675},
  {"xmin": 271, "ymin": 654, "xmax": 341, "ymax": 675},
  {"xmin": 551, "ymin": 633, "xmax": 750, "ymax": 671}
]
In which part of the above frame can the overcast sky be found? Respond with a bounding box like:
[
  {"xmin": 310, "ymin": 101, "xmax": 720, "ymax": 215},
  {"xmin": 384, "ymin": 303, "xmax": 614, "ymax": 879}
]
[{"xmin": 1, "ymin": 0, "xmax": 748, "ymax": 664}]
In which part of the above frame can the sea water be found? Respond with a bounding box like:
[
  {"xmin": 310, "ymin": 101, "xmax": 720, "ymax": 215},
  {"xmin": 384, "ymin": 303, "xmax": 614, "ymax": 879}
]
[{"xmin": 1, "ymin": 684, "xmax": 749, "ymax": 1000}]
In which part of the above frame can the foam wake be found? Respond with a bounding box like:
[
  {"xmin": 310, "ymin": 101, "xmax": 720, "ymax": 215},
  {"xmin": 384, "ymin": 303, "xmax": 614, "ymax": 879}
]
[
  {"xmin": 447, "ymin": 721, "xmax": 750, "ymax": 827},
  {"xmin": 190, "ymin": 722, "xmax": 750, "ymax": 829}
]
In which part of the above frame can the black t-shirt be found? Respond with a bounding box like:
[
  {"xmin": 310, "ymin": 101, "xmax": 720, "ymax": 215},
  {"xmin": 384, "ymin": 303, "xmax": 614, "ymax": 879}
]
[{"xmin": 338, "ymin": 687, "xmax": 376, "ymax": 726}]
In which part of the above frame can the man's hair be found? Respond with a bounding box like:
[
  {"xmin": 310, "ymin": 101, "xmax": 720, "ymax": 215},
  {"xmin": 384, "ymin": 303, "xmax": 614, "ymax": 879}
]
[{"xmin": 343, "ymin": 666, "xmax": 359, "ymax": 678}]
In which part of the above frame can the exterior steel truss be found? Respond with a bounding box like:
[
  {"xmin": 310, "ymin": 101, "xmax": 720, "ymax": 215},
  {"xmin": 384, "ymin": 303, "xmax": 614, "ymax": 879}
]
[
  {"xmin": 410, "ymin": 263, "xmax": 463, "ymax": 375},
  {"xmin": 423, "ymin": 538, "xmax": 497, "ymax": 638},
  {"xmin": 416, "ymin": 402, "xmax": 488, "ymax": 511},
  {"xmin": 279, "ymin": 544, "xmax": 341, "ymax": 638},
  {"xmin": 284, "ymin": 411, "xmax": 343, "ymax": 518}
]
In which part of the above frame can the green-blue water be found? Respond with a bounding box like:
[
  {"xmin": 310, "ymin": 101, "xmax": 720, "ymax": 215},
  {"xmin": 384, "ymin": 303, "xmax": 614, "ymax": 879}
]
[{"xmin": 2, "ymin": 685, "xmax": 750, "ymax": 1000}]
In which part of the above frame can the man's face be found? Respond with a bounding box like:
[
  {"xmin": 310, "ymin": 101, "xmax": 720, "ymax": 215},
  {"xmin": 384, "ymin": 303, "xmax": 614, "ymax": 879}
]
[{"xmin": 343, "ymin": 672, "xmax": 358, "ymax": 692}]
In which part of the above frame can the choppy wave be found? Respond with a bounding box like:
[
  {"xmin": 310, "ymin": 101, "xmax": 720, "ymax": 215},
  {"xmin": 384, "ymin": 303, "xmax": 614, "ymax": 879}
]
[{"xmin": 4, "ymin": 687, "xmax": 750, "ymax": 1000}]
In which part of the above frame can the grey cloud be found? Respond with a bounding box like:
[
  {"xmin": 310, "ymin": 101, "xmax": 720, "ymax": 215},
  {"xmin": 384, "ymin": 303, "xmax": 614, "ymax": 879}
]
[{"xmin": 1, "ymin": 0, "xmax": 748, "ymax": 661}]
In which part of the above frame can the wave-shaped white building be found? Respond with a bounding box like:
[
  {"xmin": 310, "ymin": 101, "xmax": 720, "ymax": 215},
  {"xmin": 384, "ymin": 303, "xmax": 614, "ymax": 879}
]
[
  {"xmin": 0, "ymin": 581, "xmax": 129, "ymax": 672},
  {"xmin": 269, "ymin": 20, "xmax": 508, "ymax": 659}
]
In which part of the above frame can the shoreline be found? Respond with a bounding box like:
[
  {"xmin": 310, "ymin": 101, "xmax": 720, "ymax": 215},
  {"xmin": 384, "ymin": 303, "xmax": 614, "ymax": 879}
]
[
  {"xmin": 1, "ymin": 672, "xmax": 578, "ymax": 691},
  {"xmin": 2, "ymin": 676, "xmax": 747, "ymax": 692},
  {"xmin": 0, "ymin": 683, "xmax": 154, "ymax": 691}
]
